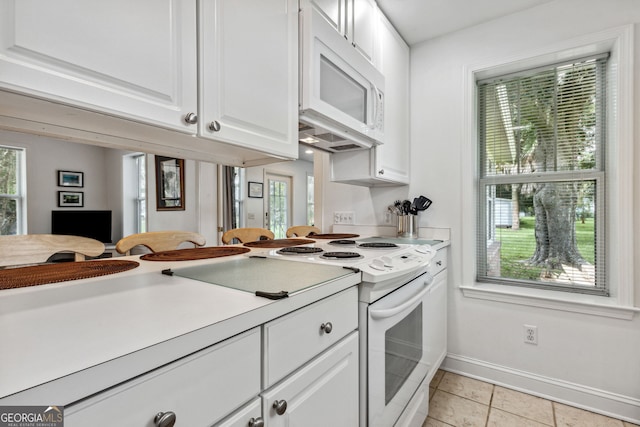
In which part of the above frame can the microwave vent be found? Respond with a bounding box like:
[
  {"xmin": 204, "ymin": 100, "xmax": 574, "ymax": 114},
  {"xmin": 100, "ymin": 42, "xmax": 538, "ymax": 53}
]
[
  {"xmin": 315, "ymin": 132, "xmax": 346, "ymax": 143},
  {"xmin": 332, "ymin": 144, "xmax": 361, "ymax": 151}
]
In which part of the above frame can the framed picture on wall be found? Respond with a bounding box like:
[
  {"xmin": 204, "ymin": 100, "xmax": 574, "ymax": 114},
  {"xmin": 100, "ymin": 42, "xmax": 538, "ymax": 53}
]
[
  {"xmin": 58, "ymin": 170, "xmax": 84, "ymax": 187},
  {"xmin": 58, "ymin": 191, "xmax": 84, "ymax": 207},
  {"xmin": 248, "ymin": 181, "xmax": 263, "ymax": 198},
  {"xmin": 155, "ymin": 156, "xmax": 185, "ymax": 211}
]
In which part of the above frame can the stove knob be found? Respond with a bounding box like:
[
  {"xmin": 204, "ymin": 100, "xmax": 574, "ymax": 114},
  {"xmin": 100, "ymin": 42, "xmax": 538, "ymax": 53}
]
[
  {"xmin": 381, "ymin": 256, "xmax": 393, "ymax": 267},
  {"xmin": 370, "ymin": 259, "xmax": 386, "ymax": 271}
]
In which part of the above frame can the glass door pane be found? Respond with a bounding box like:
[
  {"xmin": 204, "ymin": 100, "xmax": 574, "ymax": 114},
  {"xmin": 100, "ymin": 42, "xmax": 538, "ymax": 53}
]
[{"xmin": 266, "ymin": 173, "xmax": 292, "ymax": 239}]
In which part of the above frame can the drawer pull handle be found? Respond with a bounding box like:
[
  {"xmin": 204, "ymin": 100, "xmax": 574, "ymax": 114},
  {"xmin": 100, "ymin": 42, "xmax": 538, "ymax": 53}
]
[
  {"xmin": 184, "ymin": 112, "xmax": 198, "ymax": 125},
  {"xmin": 273, "ymin": 400, "xmax": 288, "ymax": 415},
  {"xmin": 154, "ymin": 411, "xmax": 176, "ymax": 427},
  {"xmin": 320, "ymin": 322, "xmax": 333, "ymax": 334},
  {"xmin": 249, "ymin": 417, "xmax": 264, "ymax": 427}
]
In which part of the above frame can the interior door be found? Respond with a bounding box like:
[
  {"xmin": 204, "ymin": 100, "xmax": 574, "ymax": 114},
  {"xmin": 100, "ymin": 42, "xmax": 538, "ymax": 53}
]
[{"xmin": 264, "ymin": 173, "xmax": 292, "ymax": 239}]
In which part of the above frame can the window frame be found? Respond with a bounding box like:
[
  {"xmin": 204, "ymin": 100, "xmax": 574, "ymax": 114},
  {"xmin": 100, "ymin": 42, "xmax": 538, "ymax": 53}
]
[
  {"xmin": 458, "ymin": 25, "xmax": 637, "ymax": 320},
  {"xmin": 0, "ymin": 145, "xmax": 26, "ymax": 235},
  {"xmin": 476, "ymin": 56, "xmax": 607, "ymax": 295}
]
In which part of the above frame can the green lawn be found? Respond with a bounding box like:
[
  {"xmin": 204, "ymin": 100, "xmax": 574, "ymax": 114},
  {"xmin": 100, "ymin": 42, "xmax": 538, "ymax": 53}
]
[{"xmin": 494, "ymin": 217, "xmax": 595, "ymax": 280}]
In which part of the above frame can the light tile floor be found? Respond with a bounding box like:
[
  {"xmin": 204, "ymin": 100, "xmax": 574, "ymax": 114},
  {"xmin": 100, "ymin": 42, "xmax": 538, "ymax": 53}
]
[{"xmin": 424, "ymin": 370, "xmax": 639, "ymax": 427}]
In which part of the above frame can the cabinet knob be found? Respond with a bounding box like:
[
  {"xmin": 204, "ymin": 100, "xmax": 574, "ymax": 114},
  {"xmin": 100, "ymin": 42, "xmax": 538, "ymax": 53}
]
[
  {"xmin": 320, "ymin": 322, "xmax": 333, "ymax": 334},
  {"xmin": 184, "ymin": 113, "xmax": 198, "ymax": 125},
  {"xmin": 154, "ymin": 411, "xmax": 176, "ymax": 427},
  {"xmin": 248, "ymin": 417, "xmax": 264, "ymax": 427},
  {"xmin": 273, "ymin": 400, "xmax": 288, "ymax": 415},
  {"xmin": 208, "ymin": 120, "xmax": 221, "ymax": 132},
  {"xmin": 378, "ymin": 169, "xmax": 384, "ymax": 175}
]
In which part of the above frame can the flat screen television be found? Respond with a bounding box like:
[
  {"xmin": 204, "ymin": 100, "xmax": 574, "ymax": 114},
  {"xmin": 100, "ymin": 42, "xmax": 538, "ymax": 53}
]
[{"xmin": 51, "ymin": 210, "xmax": 112, "ymax": 243}]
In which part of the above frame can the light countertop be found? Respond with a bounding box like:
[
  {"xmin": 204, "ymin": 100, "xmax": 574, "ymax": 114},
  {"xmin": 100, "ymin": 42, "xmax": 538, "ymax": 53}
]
[{"xmin": 0, "ymin": 250, "xmax": 360, "ymax": 405}]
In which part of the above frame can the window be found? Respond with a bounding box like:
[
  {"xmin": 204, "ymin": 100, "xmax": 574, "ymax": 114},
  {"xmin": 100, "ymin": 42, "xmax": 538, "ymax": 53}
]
[
  {"xmin": 135, "ymin": 154, "xmax": 147, "ymax": 233},
  {"xmin": 307, "ymin": 173, "xmax": 315, "ymax": 226},
  {"xmin": 477, "ymin": 55, "xmax": 607, "ymax": 295},
  {"xmin": 0, "ymin": 146, "xmax": 25, "ymax": 235}
]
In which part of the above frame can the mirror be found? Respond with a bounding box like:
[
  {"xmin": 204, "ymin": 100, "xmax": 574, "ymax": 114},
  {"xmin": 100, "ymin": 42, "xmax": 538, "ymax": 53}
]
[{"xmin": 226, "ymin": 145, "xmax": 316, "ymax": 239}]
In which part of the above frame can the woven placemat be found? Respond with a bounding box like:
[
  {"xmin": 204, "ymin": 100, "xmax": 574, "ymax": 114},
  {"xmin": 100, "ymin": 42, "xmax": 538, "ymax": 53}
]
[
  {"xmin": 307, "ymin": 233, "xmax": 360, "ymax": 239},
  {"xmin": 243, "ymin": 239, "xmax": 316, "ymax": 248},
  {"xmin": 0, "ymin": 260, "xmax": 140, "ymax": 290},
  {"xmin": 140, "ymin": 246, "xmax": 251, "ymax": 261}
]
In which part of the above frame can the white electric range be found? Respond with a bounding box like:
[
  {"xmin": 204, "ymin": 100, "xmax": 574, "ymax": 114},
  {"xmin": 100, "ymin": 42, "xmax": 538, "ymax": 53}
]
[{"xmin": 264, "ymin": 236, "xmax": 446, "ymax": 427}]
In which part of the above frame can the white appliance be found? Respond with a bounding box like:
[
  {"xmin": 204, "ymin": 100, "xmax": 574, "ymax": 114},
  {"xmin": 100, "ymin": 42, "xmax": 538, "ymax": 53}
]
[
  {"xmin": 299, "ymin": 7, "xmax": 385, "ymax": 153},
  {"xmin": 264, "ymin": 237, "xmax": 446, "ymax": 426}
]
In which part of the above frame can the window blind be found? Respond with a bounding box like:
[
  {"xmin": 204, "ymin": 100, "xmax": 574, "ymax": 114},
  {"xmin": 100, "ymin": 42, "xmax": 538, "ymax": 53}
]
[{"xmin": 476, "ymin": 55, "xmax": 608, "ymax": 294}]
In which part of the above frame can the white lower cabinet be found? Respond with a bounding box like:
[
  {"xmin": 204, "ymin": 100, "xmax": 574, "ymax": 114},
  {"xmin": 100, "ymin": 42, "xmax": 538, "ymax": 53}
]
[
  {"xmin": 263, "ymin": 286, "xmax": 358, "ymax": 387},
  {"xmin": 424, "ymin": 269, "xmax": 448, "ymax": 385},
  {"xmin": 64, "ymin": 287, "xmax": 360, "ymax": 426},
  {"xmin": 262, "ymin": 331, "xmax": 359, "ymax": 427},
  {"xmin": 65, "ymin": 328, "xmax": 261, "ymax": 427},
  {"xmin": 214, "ymin": 397, "xmax": 262, "ymax": 427}
]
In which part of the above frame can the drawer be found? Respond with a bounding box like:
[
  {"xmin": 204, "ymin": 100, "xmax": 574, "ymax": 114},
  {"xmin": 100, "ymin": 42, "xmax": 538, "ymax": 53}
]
[
  {"xmin": 263, "ymin": 286, "xmax": 358, "ymax": 387},
  {"xmin": 65, "ymin": 328, "xmax": 261, "ymax": 427},
  {"xmin": 430, "ymin": 248, "xmax": 447, "ymax": 276}
]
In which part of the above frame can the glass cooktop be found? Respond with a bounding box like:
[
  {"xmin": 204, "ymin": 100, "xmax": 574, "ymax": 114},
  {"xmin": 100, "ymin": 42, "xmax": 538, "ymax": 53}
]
[{"xmin": 167, "ymin": 257, "xmax": 357, "ymax": 298}]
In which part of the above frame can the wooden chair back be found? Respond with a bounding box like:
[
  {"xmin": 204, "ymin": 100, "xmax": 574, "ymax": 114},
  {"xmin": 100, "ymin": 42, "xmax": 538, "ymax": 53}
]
[
  {"xmin": 285, "ymin": 225, "xmax": 321, "ymax": 238},
  {"xmin": 0, "ymin": 234, "xmax": 105, "ymax": 267},
  {"xmin": 115, "ymin": 231, "xmax": 206, "ymax": 255},
  {"xmin": 221, "ymin": 228, "xmax": 274, "ymax": 244}
]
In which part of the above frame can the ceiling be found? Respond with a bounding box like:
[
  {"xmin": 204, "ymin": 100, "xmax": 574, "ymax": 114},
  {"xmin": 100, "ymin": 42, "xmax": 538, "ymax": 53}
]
[{"xmin": 376, "ymin": 0, "xmax": 554, "ymax": 45}]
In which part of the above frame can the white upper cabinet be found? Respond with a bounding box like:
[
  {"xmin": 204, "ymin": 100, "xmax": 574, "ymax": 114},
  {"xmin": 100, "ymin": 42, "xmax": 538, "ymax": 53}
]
[
  {"xmin": 307, "ymin": 0, "xmax": 376, "ymax": 63},
  {"xmin": 346, "ymin": 0, "xmax": 377, "ymax": 62},
  {"xmin": 0, "ymin": 0, "xmax": 197, "ymax": 133},
  {"xmin": 199, "ymin": 0, "xmax": 299, "ymax": 160},
  {"xmin": 331, "ymin": 11, "xmax": 410, "ymax": 186},
  {"xmin": 0, "ymin": 0, "xmax": 298, "ymax": 165}
]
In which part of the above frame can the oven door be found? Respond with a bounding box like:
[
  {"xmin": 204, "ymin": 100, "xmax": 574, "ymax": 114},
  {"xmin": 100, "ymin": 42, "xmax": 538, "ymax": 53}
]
[{"xmin": 366, "ymin": 272, "xmax": 433, "ymax": 426}]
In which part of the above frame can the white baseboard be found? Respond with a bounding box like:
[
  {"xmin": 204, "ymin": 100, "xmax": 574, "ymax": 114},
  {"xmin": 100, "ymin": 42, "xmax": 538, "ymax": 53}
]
[{"xmin": 442, "ymin": 353, "xmax": 640, "ymax": 424}]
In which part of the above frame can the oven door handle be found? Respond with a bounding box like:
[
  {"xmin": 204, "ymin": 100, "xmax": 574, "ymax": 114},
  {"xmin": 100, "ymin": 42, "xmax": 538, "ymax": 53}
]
[{"xmin": 369, "ymin": 280, "xmax": 430, "ymax": 320}]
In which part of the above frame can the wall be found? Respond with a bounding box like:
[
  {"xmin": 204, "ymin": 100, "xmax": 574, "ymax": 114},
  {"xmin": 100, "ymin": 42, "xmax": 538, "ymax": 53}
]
[
  {"xmin": 408, "ymin": 0, "xmax": 640, "ymax": 422},
  {"xmin": 244, "ymin": 158, "xmax": 314, "ymax": 230},
  {"xmin": 0, "ymin": 129, "xmax": 114, "ymax": 236}
]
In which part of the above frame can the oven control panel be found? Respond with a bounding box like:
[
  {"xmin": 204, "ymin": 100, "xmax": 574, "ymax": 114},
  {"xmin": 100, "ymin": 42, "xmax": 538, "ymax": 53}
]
[{"xmin": 358, "ymin": 245, "xmax": 440, "ymax": 284}]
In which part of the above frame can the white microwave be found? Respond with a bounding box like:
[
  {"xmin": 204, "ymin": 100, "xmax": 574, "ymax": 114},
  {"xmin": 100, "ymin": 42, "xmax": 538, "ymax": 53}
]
[{"xmin": 299, "ymin": 6, "xmax": 384, "ymax": 152}]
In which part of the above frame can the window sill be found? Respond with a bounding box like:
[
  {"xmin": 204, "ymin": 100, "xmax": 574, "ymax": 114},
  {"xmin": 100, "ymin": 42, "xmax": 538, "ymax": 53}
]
[{"xmin": 460, "ymin": 283, "xmax": 639, "ymax": 320}]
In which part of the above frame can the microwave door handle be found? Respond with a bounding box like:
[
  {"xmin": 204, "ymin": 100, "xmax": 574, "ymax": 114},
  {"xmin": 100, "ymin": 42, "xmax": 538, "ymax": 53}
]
[
  {"xmin": 370, "ymin": 85, "xmax": 380, "ymax": 129},
  {"xmin": 369, "ymin": 281, "xmax": 430, "ymax": 320}
]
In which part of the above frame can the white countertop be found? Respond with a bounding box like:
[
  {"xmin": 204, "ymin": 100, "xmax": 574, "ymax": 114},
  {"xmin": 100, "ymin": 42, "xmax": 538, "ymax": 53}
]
[{"xmin": 0, "ymin": 250, "xmax": 361, "ymax": 405}]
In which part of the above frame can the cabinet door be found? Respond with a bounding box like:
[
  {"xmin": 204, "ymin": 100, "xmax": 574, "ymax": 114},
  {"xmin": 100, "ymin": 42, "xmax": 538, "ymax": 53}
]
[
  {"xmin": 200, "ymin": 0, "xmax": 298, "ymax": 160},
  {"xmin": 214, "ymin": 397, "xmax": 262, "ymax": 427},
  {"xmin": 65, "ymin": 329, "xmax": 261, "ymax": 427},
  {"xmin": 346, "ymin": 0, "xmax": 376, "ymax": 62},
  {"xmin": 425, "ymin": 270, "xmax": 448, "ymax": 383},
  {"xmin": 307, "ymin": 0, "xmax": 345, "ymax": 31},
  {"xmin": 0, "ymin": 0, "xmax": 197, "ymax": 133},
  {"xmin": 262, "ymin": 332, "xmax": 359, "ymax": 427},
  {"xmin": 374, "ymin": 13, "xmax": 410, "ymax": 184}
]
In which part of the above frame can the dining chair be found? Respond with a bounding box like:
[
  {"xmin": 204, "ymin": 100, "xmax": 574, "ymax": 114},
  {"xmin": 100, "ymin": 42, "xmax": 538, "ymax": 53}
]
[
  {"xmin": 285, "ymin": 225, "xmax": 321, "ymax": 238},
  {"xmin": 0, "ymin": 234, "xmax": 105, "ymax": 267},
  {"xmin": 221, "ymin": 228, "xmax": 275, "ymax": 244},
  {"xmin": 115, "ymin": 231, "xmax": 206, "ymax": 255}
]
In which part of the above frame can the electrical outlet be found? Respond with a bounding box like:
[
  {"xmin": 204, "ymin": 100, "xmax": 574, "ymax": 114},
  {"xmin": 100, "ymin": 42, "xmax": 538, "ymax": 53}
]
[
  {"xmin": 523, "ymin": 324, "xmax": 538, "ymax": 345},
  {"xmin": 333, "ymin": 211, "xmax": 355, "ymax": 224}
]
